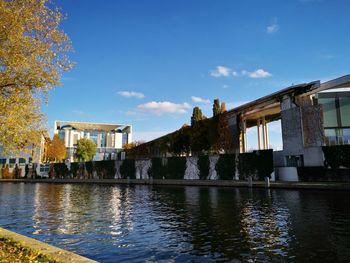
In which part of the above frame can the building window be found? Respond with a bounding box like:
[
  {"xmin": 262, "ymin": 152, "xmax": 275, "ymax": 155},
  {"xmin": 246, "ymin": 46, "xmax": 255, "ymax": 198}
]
[
  {"xmin": 339, "ymin": 96, "xmax": 350, "ymax": 126},
  {"xmin": 285, "ymin": 155, "xmax": 304, "ymax": 167},
  {"xmin": 100, "ymin": 132, "xmax": 106, "ymax": 148},
  {"xmin": 90, "ymin": 132, "xmax": 98, "ymax": 145},
  {"xmin": 9, "ymin": 158, "xmax": 16, "ymax": 168},
  {"xmin": 318, "ymin": 97, "xmax": 338, "ymax": 128},
  {"xmin": 59, "ymin": 130, "xmax": 65, "ymax": 140},
  {"xmin": 0, "ymin": 159, "xmax": 6, "ymax": 165},
  {"xmin": 19, "ymin": 158, "xmax": 26, "ymax": 166},
  {"xmin": 122, "ymin": 133, "xmax": 128, "ymax": 146}
]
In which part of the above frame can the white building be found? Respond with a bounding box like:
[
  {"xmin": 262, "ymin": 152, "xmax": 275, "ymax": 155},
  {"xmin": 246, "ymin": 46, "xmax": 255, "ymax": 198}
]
[{"xmin": 54, "ymin": 120, "xmax": 132, "ymax": 161}]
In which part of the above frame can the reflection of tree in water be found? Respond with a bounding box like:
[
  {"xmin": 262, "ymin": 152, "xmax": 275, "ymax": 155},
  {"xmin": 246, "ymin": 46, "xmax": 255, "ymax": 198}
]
[
  {"xmin": 149, "ymin": 187, "xmax": 293, "ymax": 261},
  {"xmin": 238, "ymin": 190, "xmax": 292, "ymax": 262}
]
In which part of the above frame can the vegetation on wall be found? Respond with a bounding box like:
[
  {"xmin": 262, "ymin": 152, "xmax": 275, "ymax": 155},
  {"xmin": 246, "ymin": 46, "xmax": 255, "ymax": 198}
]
[
  {"xmin": 53, "ymin": 163, "xmax": 69, "ymax": 178},
  {"xmin": 120, "ymin": 159, "xmax": 136, "ymax": 179},
  {"xmin": 70, "ymin": 162, "xmax": 79, "ymax": 178},
  {"xmin": 238, "ymin": 150, "xmax": 273, "ymax": 180},
  {"xmin": 215, "ymin": 154, "xmax": 236, "ymax": 180},
  {"xmin": 197, "ymin": 155, "xmax": 210, "ymax": 180},
  {"xmin": 322, "ymin": 145, "xmax": 350, "ymax": 169},
  {"xmin": 148, "ymin": 158, "xmax": 166, "ymax": 179},
  {"xmin": 94, "ymin": 160, "xmax": 115, "ymax": 179},
  {"xmin": 167, "ymin": 157, "xmax": 187, "ymax": 179},
  {"xmin": 128, "ymin": 99, "xmax": 234, "ymax": 158}
]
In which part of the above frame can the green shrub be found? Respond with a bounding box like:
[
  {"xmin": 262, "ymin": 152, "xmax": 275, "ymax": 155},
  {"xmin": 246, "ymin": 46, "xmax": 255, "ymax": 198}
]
[
  {"xmin": 85, "ymin": 161, "xmax": 94, "ymax": 177},
  {"xmin": 256, "ymin": 150, "xmax": 273, "ymax": 180},
  {"xmin": 238, "ymin": 152, "xmax": 257, "ymax": 180},
  {"xmin": 148, "ymin": 158, "xmax": 166, "ymax": 179},
  {"xmin": 70, "ymin": 162, "xmax": 79, "ymax": 178},
  {"xmin": 53, "ymin": 163, "xmax": 69, "ymax": 178},
  {"xmin": 94, "ymin": 160, "xmax": 115, "ymax": 179},
  {"xmin": 120, "ymin": 159, "xmax": 135, "ymax": 179},
  {"xmin": 167, "ymin": 157, "xmax": 187, "ymax": 179},
  {"xmin": 323, "ymin": 145, "xmax": 350, "ymax": 169},
  {"xmin": 197, "ymin": 155, "xmax": 210, "ymax": 179},
  {"xmin": 215, "ymin": 154, "xmax": 236, "ymax": 180}
]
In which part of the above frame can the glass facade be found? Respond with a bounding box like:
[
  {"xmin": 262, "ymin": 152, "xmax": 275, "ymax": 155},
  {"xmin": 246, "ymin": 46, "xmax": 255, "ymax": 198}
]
[
  {"xmin": 318, "ymin": 91, "xmax": 350, "ymax": 145},
  {"xmin": 122, "ymin": 133, "xmax": 128, "ymax": 146},
  {"xmin": 100, "ymin": 132, "xmax": 106, "ymax": 148},
  {"xmin": 90, "ymin": 132, "xmax": 98, "ymax": 145}
]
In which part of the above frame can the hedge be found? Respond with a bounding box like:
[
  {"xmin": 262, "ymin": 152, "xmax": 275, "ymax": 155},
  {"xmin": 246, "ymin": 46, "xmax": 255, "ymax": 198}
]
[
  {"xmin": 148, "ymin": 158, "xmax": 166, "ymax": 179},
  {"xmin": 120, "ymin": 159, "xmax": 135, "ymax": 179},
  {"xmin": 53, "ymin": 163, "xmax": 69, "ymax": 178},
  {"xmin": 197, "ymin": 155, "xmax": 210, "ymax": 180},
  {"xmin": 238, "ymin": 150, "xmax": 273, "ymax": 180},
  {"xmin": 167, "ymin": 157, "xmax": 187, "ymax": 179},
  {"xmin": 322, "ymin": 145, "xmax": 350, "ymax": 169},
  {"xmin": 95, "ymin": 160, "xmax": 115, "ymax": 179},
  {"xmin": 215, "ymin": 154, "xmax": 236, "ymax": 180}
]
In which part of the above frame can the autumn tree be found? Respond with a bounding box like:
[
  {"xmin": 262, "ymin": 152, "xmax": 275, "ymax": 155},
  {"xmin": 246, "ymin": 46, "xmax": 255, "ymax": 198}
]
[
  {"xmin": 0, "ymin": 0, "xmax": 73, "ymax": 155},
  {"xmin": 45, "ymin": 134, "xmax": 66, "ymax": 162},
  {"xmin": 191, "ymin": 107, "xmax": 205, "ymax": 126},
  {"xmin": 213, "ymin": 99, "xmax": 221, "ymax": 117},
  {"xmin": 75, "ymin": 138, "xmax": 97, "ymax": 162}
]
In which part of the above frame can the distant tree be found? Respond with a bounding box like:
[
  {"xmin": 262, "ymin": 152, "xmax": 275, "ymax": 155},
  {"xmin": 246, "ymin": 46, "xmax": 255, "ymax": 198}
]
[
  {"xmin": 191, "ymin": 107, "xmax": 205, "ymax": 126},
  {"xmin": 217, "ymin": 112, "xmax": 234, "ymax": 153},
  {"xmin": 220, "ymin": 102, "xmax": 227, "ymax": 113},
  {"xmin": 213, "ymin": 99, "xmax": 221, "ymax": 117},
  {"xmin": 45, "ymin": 134, "xmax": 66, "ymax": 162},
  {"xmin": 75, "ymin": 138, "xmax": 97, "ymax": 162}
]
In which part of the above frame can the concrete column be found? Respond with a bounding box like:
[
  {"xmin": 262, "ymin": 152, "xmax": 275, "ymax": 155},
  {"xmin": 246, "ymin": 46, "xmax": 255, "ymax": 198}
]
[
  {"xmin": 64, "ymin": 130, "xmax": 69, "ymax": 147},
  {"xmin": 257, "ymin": 119, "xmax": 261, "ymax": 150},
  {"xmin": 242, "ymin": 119, "xmax": 247, "ymax": 153},
  {"xmin": 261, "ymin": 120, "xmax": 266, "ymax": 149},
  {"xmin": 265, "ymin": 121, "xmax": 269, "ymax": 149}
]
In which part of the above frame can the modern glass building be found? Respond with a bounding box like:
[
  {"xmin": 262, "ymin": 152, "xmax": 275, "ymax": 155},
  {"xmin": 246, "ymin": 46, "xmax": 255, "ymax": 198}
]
[
  {"xmin": 54, "ymin": 121, "xmax": 132, "ymax": 161},
  {"xmin": 317, "ymin": 89, "xmax": 350, "ymax": 145}
]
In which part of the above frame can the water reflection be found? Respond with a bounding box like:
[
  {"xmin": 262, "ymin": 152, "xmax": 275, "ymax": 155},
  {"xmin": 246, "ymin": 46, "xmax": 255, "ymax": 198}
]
[{"xmin": 1, "ymin": 184, "xmax": 350, "ymax": 262}]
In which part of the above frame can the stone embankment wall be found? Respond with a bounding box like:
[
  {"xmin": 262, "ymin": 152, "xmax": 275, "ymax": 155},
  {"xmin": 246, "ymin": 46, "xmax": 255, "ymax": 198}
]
[{"xmin": 51, "ymin": 150, "xmax": 274, "ymax": 181}]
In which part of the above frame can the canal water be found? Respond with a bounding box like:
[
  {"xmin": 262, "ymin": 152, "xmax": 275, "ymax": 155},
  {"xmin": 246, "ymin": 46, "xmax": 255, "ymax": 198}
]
[{"xmin": 0, "ymin": 183, "xmax": 350, "ymax": 262}]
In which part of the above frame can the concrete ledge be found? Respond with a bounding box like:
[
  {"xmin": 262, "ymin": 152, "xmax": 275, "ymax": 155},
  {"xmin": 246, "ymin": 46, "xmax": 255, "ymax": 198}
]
[
  {"xmin": 0, "ymin": 228, "xmax": 97, "ymax": 263},
  {"xmin": 1, "ymin": 178, "xmax": 350, "ymax": 191}
]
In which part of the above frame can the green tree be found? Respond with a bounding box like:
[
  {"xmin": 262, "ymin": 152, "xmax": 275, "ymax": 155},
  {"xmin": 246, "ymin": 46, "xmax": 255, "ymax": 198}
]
[
  {"xmin": 75, "ymin": 138, "xmax": 97, "ymax": 162},
  {"xmin": 0, "ymin": 0, "xmax": 73, "ymax": 155},
  {"xmin": 213, "ymin": 99, "xmax": 221, "ymax": 117},
  {"xmin": 191, "ymin": 107, "xmax": 205, "ymax": 126}
]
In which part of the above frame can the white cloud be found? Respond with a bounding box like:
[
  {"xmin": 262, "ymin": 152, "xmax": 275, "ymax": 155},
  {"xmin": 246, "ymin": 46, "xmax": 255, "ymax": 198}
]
[
  {"xmin": 117, "ymin": 91, "xmax": 145, "ymax": 99},
  {"xmin": 266, "ymin": 19, "xmax": 280, "ymax": 34},
  {"xmin": 242, "ymin": 69, "xmax": 272, "ymax": 78},
  {"xmin": 191, "ymin": 96, "xmax": 211, "ymax": 104},
  {"xmin": 137, "ymin": 101, "xmax": 191, "ymax": 115},
  {"xmin": 210, "ymin": 66, "xmax": 231, "ymax": 77},
  {"xmin": 222, "ymin": 84, "xmax": 229, "ymax": 89},
  {"xmin": 232, "ymin": 71, "xmax": 239, "ymax": 77}
]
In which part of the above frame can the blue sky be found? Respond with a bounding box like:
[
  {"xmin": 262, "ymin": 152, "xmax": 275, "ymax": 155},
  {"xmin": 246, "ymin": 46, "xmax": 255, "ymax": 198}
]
[{"xmin": 46, "ymin": 0, "xmax": 350, "ymax": 148}]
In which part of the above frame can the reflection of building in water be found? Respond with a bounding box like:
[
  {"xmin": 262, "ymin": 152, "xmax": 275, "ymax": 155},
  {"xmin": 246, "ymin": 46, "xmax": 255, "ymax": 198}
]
[
  {"xmin": 239, "ymin": 191, "xmax": 292, "ymax": 261},
  {"xmin": 108, "ymin": 187, "xmax": 133, "ymax": 239}
]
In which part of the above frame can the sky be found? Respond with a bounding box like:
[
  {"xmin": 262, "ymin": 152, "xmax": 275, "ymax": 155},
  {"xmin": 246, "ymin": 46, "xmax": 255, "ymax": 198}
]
[{"xmin": 45, "ymin": 0, "xmax": 350, "ymax": 150}]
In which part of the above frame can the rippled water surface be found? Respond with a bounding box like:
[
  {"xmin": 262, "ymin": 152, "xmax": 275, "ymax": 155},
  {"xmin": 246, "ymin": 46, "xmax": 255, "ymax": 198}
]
[{"xmin": 1, "ymin": 183, "xmax": 350, "ymax": 262}]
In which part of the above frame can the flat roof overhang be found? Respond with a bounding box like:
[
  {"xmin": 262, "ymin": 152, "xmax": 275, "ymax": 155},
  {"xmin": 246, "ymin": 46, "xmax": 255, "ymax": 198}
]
[{"xmin": 55, "ymin": 121, "xmax": 132, "ymax": 133}]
